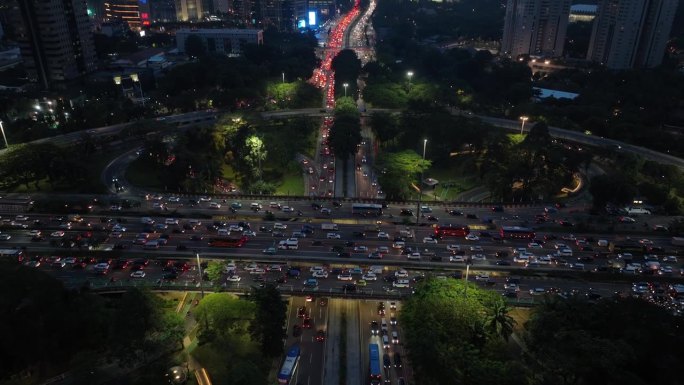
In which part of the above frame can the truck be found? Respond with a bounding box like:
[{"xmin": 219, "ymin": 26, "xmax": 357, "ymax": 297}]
[
  {"xmin": 321, "ymin": 223, "xmax": 339, "ymax": 231},
  {"xmin": 671, "ymin": 237, "xmax": 684, "ymax": 247}
]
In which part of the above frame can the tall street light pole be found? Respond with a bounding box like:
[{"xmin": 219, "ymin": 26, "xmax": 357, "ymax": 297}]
[
  {"xmin": 195, "ymin": 253, "xmax": 204, "ymax": 298},
  {"xmin": 416, "ymin": 138, "xmax": 427, "ymax": 225},
  {"xmin": 407, "ymin": 71, "xmax": 414, "ymax": 92},
  {"xmin": 519, "ymin": 116, "xmax": 529, "ymax": 135},
  {"xmin": 0, "ymin": 120, "xmax": 8, "ymax": 149},
  {"xmin": 282, "ymin": 72, "xmax": 285, "ymax": 84},
  {"xmin": 343, "ymin": 83, "xmax": 349, "ymax": 97}
]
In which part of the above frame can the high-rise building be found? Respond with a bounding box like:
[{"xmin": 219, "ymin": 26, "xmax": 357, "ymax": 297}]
[
  {"xmin": 587, "ymin": 0, "xmax": 678, "ymax": 69},
  {"xmin": 12, "ymin": 0, "xmax": 96, "ymax": 89},
  {"xmin": 149, "ymin": 0, "xmax": 175, "ymax": 21},
  {"xmin": 176, "ymin": 0, "xmax": 203, "ymax": 20},
  {"xmin": 501, "ymin": 0, "xmax": 572, "ymax": 58},
  {"xmin": 104, "ymin": 0, "xmax": 151, "ymax": 30}
]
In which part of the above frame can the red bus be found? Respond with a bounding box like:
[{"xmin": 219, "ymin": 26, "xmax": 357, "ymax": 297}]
[
  {"xmin": 208, "ymin": 236, "xmax": 247, "ymax": 247},
  {"xmin": 500, "ymin": 226, "xmax": 535, "ymax": 240},
  {"xmin": 434, "ymin": 224, "xmax": 470, "ymax": 237}
]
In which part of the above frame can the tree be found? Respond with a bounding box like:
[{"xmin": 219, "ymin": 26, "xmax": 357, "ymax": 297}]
[
  {"xmin": 331, "ymin": 49, "xmax": 362, "ymax": 95},
  {"xmin": 195, "ymin": 293, "xmax": 255, "ymax": 339},
  {"xmin": 328, "ymin": 115, "xmax": 361, "ymax": 161},
  {"xmin": 185, "ymin": 35, "xmax": 206, "ymax": 59},
  {"xmin": 589, "ymin": 173, "xmax": 637, "ymax": 209},
  {"xmin": 370, "ymin": 111, "xmax": 400, "ymax": 146},
  {"xmin": 244, "ymin": 136, "xmax": 267, "ymax": 179},
  {"xmin": 377, "ymin": 150, "xmax": 431, "ymax": 200},
  {"xmin": 204, "ymin": 261, "xmax": 226, "ymax": 283},
  {"xmin": 249, "ymin": 284, "xmax": 287, "ymax": 357},
  {"xmin": 485, "ymin": 302, "xmax": 516, "ymax": 342}
]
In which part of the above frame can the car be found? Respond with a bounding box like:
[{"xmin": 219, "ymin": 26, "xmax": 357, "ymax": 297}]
[
  {"xmin": 395, "ymin": 269, "xmax": 409, "ymax": 278},
  {"xmin": 619, "ymin": 216, "xmax": 636, "ymax": 223},
  {"xmin": 470, "ymin": 245, "xmax": 483, "ymax": 252},
  {"xmin": 267, "ymin": 264, "xmax": 283, "ymax": 272},
  {"xmin": 230, "ymin": 202, "xmax": 242, "ymax": 209},
  {"xmin": 475, "ymin": 274, "xmax": 490, "ymax": 281},
  {"xmin": 315, "ymin": 330, "xmax": 325, "ymax": 342},
  {"xmin": 356, "ymin": 279, "xmax": 367, "ymax": 286},
  {"xmin": 400, "ymin": 209, "xmax": 413, "ymax": 216},
  {"xmin": 302, "ymin": 317, "xmax": 312, "ymax": 329},
  {"xmin": 250, "ymin": 268, "xmax": 266, "ymax": 275},
  {"xmin": 377, "ymin": 232, "xmax": 389, "ymax": 239},
  {"xmin": 422, "ymin": 237, "xmax": 438, "ymax": 244},
  {"xmin": 371, "ymin": 321, "xmax": 379, "ymax": 335},
  {"xmin": 337, "ymin": 272, "xmax": 353, "ymax": 281},
  {"xmin": 0, "ymin": 234, "xmax": 11, "ymax": 241},
  {"xmin": 227, "ymin": 275, "xmax": 242, "ymax": 282},
  {"xmin": 327, "ymin": 233, "xmax": 341, "ymax": 239},
  {"xmin": 392, "ymin": 331, "xmax": 399, "ymax": 344},
  {"xmin": 529, "ymin": 287, "xmax": 546, "ymax": 296},
  {"xmin": 130, "ymin": 270, "xmax": 146, "ymax": 278},
  {"xmin": 262, "ymin": 247, "xmax": 277, "ymax": 255},
  {"xmin": 465, "ymin": 234, "xmax": 480, "ymax": 241},
  {"xmin": 362, "ymin": 273, "xmax": 378, "ymax": 281},
  {"xmin": 390, "ymin": 316, "xmax": 397, "ymax": 326},
  {"xmin": 354, "ymin": 245, "xmax": 368, "ymax": 252},
  {"xmin": 448, "ymin": 209, "xmax": 464, "ymax": 216},
  {"xmin": 50, "ymin": 231, "xmax": 65, "ymax": 238},
  {"xmin": 312, "ymin": 270, "xmax": 329, "ymax": 278}
]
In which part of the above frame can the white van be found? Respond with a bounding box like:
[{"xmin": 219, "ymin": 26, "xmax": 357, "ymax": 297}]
[
  {"xmin": 278, "ymin": 238, "xmax": 299, "ymax": 250},
  {"xmin": 393, "ymin": 279, "xmax": 410, "ymax": 288},
  {"xmin": 321, "ymin": 223, "xmax": 339, "ymax": 231},
  {"xmin": 250, "ymin": 202, "xmax": 262, "ymax": 210}
]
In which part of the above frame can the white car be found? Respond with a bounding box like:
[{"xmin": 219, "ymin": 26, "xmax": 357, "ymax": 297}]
[
  {"xmin": 471, "ymin": 254, "xmax": 487, "ymax": 261},
  {"xmin": 199, "ymin": 196, "xmax": 212, "ymax": 202},
  {"xmin": 527, "ymin": 242, "xmax": 543, "ymax": 249},
  {"xmin": 244, "ymin": 263, "xmax": 259, "ymax": 271},
  {"xmin": 395, "ymin": 269, "xmax": 409, "ymax": 278},
  {"xmin": 327, "ymin": 233, "xmax": 341, "ymax": 239},
  {"xmin": 130, "ymin": 270, "xmax": 146, "ymax": 278},
  {"xmin": 422, "ymin": 237, "xmax": 438, "ymax": 244},
  {"xmin": 112, "ymin": 224, "xmax": 127, "ymax": 232},
  {"xmin": 51, "ymin": 231, "xmax": 65, "ymax": 238},
  {"xmin": 337, "ymin": 273, "xmax": 353, "ymax": 281},
  {"xmin": 28, "ymin": 230, "xmax": 42, "ymax": 237},
  {"xmin": 377, "ymin": 246, "xmax": 389, "ymax": 253},
  {"xmin": 165, "ymin": 218, "xmax": 179, "ymax": 225},
  {"xmin": 310, "ymin": 266, "xmax": 326, "ymax": 273},
  {"xmin": 15, "ymin": 215, "xmax": 29, "ymax": 221},
  {"xmin": 209, "ymin": 202, "xmax": 221, "ymax": 209},
  {"xmin": 449, "ymin": 255, "xmax": 465, "ymax": 262},
  {"xmin": 243, "ymin": 230, "xmax": 256, "ymax": 237},
  {"xmin": 250, "ymin": 268, "xmax": 266, "ymax": 275},
  {"xmin": 465, "ymin": 234, "xmax": 479, "ymax": 241},
  {"xmin": 267, "ymin": 264, "xmax": 283, "ymax": 272},
  {"xmin": 470, "ymin": 246, "xmax": 483, "ymax": 252},
  {"xmin": 446, "ymin": 244, "xmax": 461, "ymax": 252},
  {"xmin": 282, "ymin": 206, "xmax": 294, "ymax": 213},
  {"xmin": 354, "ymin": 245, "xmax": 368, "ymax": 252},
  {"xmin": 0, "ymin": 234, "xmax": 10, "ymax": 241},
  {"xmin": 168, "ymin": 196, "xmax": 181, "ymax": 202},
  {"xmin": 377, "ymin": 232, "xmax": 389, "ymax": 239},
  {"xmin": 362, "ymin": 273, "xmax": 377, "ymax": 281},
  {"xmin": 475, "ymin": 274, "xmax": 490, "ymax": 281},
  {"xmin": 227, "ymin": 275, "xmax": 242, "ymax": 282},
  {"xmin": 312, "ymin": 270, "xmax": 329, "ymax": 278},
  {"xmin": 274, "ymin": 223, "xmax": 288, "ymax": 230},
  {"xmin": 504, "ymin": 282, "xmax": 519, "ymax": 291},
  {"xmin": 662, "ymin": 255, "xmax": 678, "ymax": 263}
]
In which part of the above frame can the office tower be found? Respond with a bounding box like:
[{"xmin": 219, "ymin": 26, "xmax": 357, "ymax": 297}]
[
  {"xmin": 13, "ymin": 0, "xmax": 96, "ymax": 89},
  {"xmin": 176, "ymin": 0, "xmax": 203, "ymax": 20},
  {"xmin": 149, "ymin": 0, "xmax": 175, "ymax": 21},
  {"xmin": 501, "ymin": 0, "xmax": 572, "ymax": 58},
  {"xmin": 587, "ymin": 0, "xmax": 678, "ymax": 69},
  {"xmin": 104, "ymin": 0, "xmax": 150, "ymax": 29}
]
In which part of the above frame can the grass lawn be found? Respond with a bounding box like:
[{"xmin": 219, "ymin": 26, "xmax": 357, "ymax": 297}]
[
  {"xmin": 275, "ymin": 170, "xmax": 304, "ymax": 195},
  {"xmin": 407, "ymin": 167, "xmax": 480, "ymax": 201}
]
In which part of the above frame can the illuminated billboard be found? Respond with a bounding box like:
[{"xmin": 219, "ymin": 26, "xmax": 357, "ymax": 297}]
[
  {"xmin": 308, "ymin": 11, "xmax": 316, "ymax": 26},
  {"xmin": 298, "ymin": 19, "xmax": 307, "ymax": 29}
]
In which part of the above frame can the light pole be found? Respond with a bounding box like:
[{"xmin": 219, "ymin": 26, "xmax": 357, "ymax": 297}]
[
  {"xmin": 282, "ymin": 72, "xmax": 285, "ymax": 84},
  {"xmin": 407, "ymin": 71, "xmax": 414, "ymax": 92},
  {"xmin": 195, "ymin": 253, "xmax": 204, "ymax": 298},
  {"xmin": 415, "ymin": 139, "xmax": 427, "ymax": 225},
  {"xmin": 0, "ymin": 120, "xmax": 8, "ymax": 149},
  {"xmin": 343, "ymin": 83, "xmax": 349, "ymax": 97},
  {"xmin": 519, "ymin": 116, "xmax": 529, "ymax": 135}
]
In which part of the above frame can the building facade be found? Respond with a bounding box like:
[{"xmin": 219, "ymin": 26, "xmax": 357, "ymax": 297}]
[
  {"xmin": 501, "ymin": 0, "xmax": 572, "ymax": 58},
  {"xmin": 176, "ymin": 0, "xmax": 203, "ymax": 20},
  {"xmin": 587, "ymin": 0, "xmax": 678, "ymax": 69},
  {"xmin": 104, "ymin": 0, "xmax": 151, "ymax": 30},
  {"xmin": 13, "ymin": 0, "xmax": 96, "ymax": 89},
  {"xmin": 176, "ymin": 28, "xmax": 263, "ymax": 55}
]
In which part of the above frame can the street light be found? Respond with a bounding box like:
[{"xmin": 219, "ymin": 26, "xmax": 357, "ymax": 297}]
[
  {"xmin": 196, "ymin": 253, "xmax": 204, "ymax": 298},
  {"xmin": 416, "ymin": 138, "xmax": 427, "ymax": 225},
  {"xmin": 0, "ymin": 120, "xmax": 8, "ymax": 149},
  {"xmin": 282, "ymin": 72, "xmax": 285, "ymax": 84},
  {"xmin": 343, "ymin": 83, "xmax": 349, "ymax": 97},
  {"xmin": 519, "ymin": 116, "xmax": 529, "ymax": 135},
  {"xmin": 407, "ymin": 71, "xmax": 414, "ymax": 92}
]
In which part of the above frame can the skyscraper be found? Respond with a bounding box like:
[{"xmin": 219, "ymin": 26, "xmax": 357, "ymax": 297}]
[
  {"xmin": 587, "ymin": 0, "xmax": 678, "ymax": 69},
  {"xmin": 501, "ymin": 0, "xmax": 572, "ymax": 58},
  {"xmin": 12, "ymin": 0, "xmax": 96, "ymax": 90},
  {"xmin": 176, "ymin": 0, "xmax": 203, "ymax": 20}
]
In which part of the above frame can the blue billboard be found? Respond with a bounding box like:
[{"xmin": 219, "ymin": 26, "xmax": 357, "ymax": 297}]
[{"xmin": 308, "ymin": 11, "xmax": 317, "ymax": 26}]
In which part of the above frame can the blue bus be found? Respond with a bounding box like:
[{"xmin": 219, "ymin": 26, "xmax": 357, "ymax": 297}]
[
  {"xmin": 369, "ymin": 343, "xmax": 382, "ymax": 384},
  {"xmin": 278, "ymin": 345, "xmax": 300, "ymax": 384},
  {"xmin": 352, "ymin": 203, "xmax": 383, "ymax": 216}
]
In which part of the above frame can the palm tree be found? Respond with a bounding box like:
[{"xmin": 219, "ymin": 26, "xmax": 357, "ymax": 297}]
[{"xmin": 486, "ymin": 301, "xmax": 516, "ymax": 342}]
